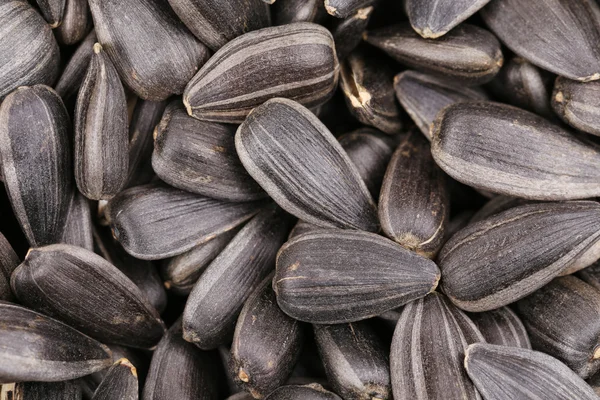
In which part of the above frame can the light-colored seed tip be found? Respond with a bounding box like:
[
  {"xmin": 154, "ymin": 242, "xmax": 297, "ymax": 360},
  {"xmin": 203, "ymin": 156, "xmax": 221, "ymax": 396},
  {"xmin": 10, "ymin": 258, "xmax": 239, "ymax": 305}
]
[
  {"xmin": 593, "ymin": 346, "xmax": 600, "ymax": 359},
  {"xmin": 238, "ymin": 368, "xmax": 250, "ymax": 382},
  {"xmin": 555, "ymin": 91, "xmax": 564, "ymax": 103},
  {"xmin": 183, "ymin": 97, "xmax": 193, "ymax": 117},
  {"xmin": 324, "ymin": 0, "xmax": 337, "ymax": 16},
  {"xmin": 164, "ymin": 281, "xmax": 172, "ymax": 289},
  {"xmin": 117, "ymin": 358, "xmax": 138, "ymax": 378},
  {"xmin": 356, "ymin": 7, "xmax": 373, "ymax": 19},
  {"xmin": 93, "ymin": 43, "xmax": 103, "ymax": 54}
]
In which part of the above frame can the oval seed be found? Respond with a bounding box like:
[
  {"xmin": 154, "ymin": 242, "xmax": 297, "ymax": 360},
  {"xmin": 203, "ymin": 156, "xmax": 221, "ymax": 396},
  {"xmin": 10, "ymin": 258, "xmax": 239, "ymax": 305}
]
[
  {"xmin": 552, "ymin": 76, "xmax": 600, "ymax": 136},
  {"xmin": 54, "ymin": 0, "xmax": 91, "ymax": 45}
]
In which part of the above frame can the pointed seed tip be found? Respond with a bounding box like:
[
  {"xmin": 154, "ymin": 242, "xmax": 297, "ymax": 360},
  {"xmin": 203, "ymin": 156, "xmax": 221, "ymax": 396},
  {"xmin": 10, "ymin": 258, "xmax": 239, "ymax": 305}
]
[
  {"xmin": 238, "ymin": 368, "xmax": 250, "ymax": 382},
  {"xmin": 93, "ymin": 43, "xmax": 102, "ymax": 54},
  {"xmin": 117, "ymin": 358, "xmax": 138, "ymax": 377}
]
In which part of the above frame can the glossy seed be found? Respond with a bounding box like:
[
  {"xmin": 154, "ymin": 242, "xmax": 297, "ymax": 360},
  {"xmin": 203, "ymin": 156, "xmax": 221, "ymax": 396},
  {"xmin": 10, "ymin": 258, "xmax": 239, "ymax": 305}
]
[
  {"xmin": 273, "ymin": 0, "xmax": 324, "ymax": 25},
  {"xmin": 364, "ymin": 23, "xmax": 503, "ymax": 84},
  {"xmin": 54, "ymin": 0, "xmax": 91, "ymax": 45},
  {"xmin": 0, "ymin": 85, "xmax": 73, "ymax": 247},
  {"xmin": 35, "ymin": 0, "xmax": 65, "ymax": 27},
  {"xmin": 324, "ymin": 0, "xmax": 375, "ymax": 18},
  {"xmin": 11, "ymin": 244, "xmax": 166, "ymax": 349},
  {"xmin": 184, "ymin": 23, "xmax": 339, "ymax": 123},
  {"xmin": 54, "ymin": 30, "xmax": 96, "ymax": 99},
  {"xmin": 394, "ymin": 70, "xmax": 487, "ymax": 140},
  {"xmin": 92, "ymin": 359, "xmax": 138, "ymax": 400},
  {"xmin": 183, "ymin": 206, "xmax": 292, "ymax": 350},
  {"xmin": 552, "ymin": 76, "xmax": 600, "ymax": 136},
  {"xmin": 0, "ymin": 302, "xmax": 112, "ymax": 383},
  {"xmin": 62, "ymin": 191, "xmax": 94, "ymax": 251},
  {"xmin": 0, "ymin": 380, "xmax": 82, "ymax": 400},
  {"xmin": 166, "ymin": 0, "xmax": 271, "ymax": 51},
  {"xmin": 469, "ymin": 307, "xmax": 531, "ymax": 349},
  {"xmin": 88, "ymin": 0, "xmax": 210, "ymax": 101},
  {"xmin": 152, "ymin": 102, "xmax": 266, "ymax": 202},
  {"xmin": 230, "ymin": 274, "xmax": 304, "ymax": 398},
  {"xmin": 274, "ymin": 229, "xmax": 440, "ymax": 324},
  {"xmin": 480, "ymin": 0, "xmax": 600, "ymax": 82},
  {"xmin": 391, "ymin": 292, "xmax": 484, "ymax": 400},
  {"xmin": 465, "ymin": 343, "xmax": 599, "ymax": 400},
  {"xmin": 288, "ymin": 220, "xmax": 321, "ymax": 240},
  {"xmin": 0, "ymin": 1, "xmax": 60, "ymax": 100},
  {"xmin": 379, "ymin": 130, "xmax": 449, "ymax": 258},
  {"xmin": 106, "ymin": 183, "xmax": 263, "ymax": 260},
  {"xmin": 314, "ymin": 321, "xmax": 390, "ymax": 400},
  {"xmin": 405, "ymin": 0, "xmax": 491, "ymax": 39},
  {"xmin": 0, "ymin": 233, "xmax": 19, "ymax": 302},
  {"xmin": 432, "ymin": 101, "xmax": 600, "ymax": 200},
  {"xmin": 236, "ymin": 98, "xmax": 379, "ymax": 232},
  {"xmin": 265, "ymin": 384, "xmax": 341, "ymax": 400},
  {"xmin": 438, "ymin": 201, "xmax": 600, "ymax": 312},
  {"xmin": 332, "ymin": 7, "xmax": 374, "ymax": 60}
]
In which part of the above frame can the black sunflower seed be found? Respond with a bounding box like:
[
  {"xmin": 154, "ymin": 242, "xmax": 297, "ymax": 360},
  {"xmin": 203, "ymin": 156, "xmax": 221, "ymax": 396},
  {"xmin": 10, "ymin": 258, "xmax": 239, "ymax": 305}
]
[
  {"xmin": 324, "ymin": 0, "xmax": 375, "ymax": 18},
  {"xmin": 54, "ymin": 0, "xmax": 91, "ymax": 45},
  {"xmin": 35, "ymin": 0, "xmax": 65, "ymax": 27},
  {"xmin": 468, "ymin": 307, "xmax": 531, "ymax": 349},
  {"xmin": 552, "ymin": 76, "xmax": 600, "ymax": 136},
  {"xmin": 54, "ymin": 30, "xmax": 96, "ymax": 99},
  {"xmin": 331, "ymin": 6, "xmax": 374, "ymax": 61},
  {"xmin": 62, "ymin": 191, "xmax": 94, "ymax": 251},
  {"xmin": 91, "ymin": 359, "xmax": 138, "ymax": 400}
]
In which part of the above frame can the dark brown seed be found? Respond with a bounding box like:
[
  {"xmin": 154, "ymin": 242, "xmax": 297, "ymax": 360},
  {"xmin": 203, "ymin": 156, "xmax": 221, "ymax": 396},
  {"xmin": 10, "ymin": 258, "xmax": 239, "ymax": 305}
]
[
  {"xmin": 88, "ymin": 0, "xmax": 211, "ymax": 101},
  {"xmin": 469, "ymin": 307, "xmax": 531, "ymax": 349},
  {"xmin": 364, "ymin": 23, "xmax": 503, "ymax": 84},
  {"xmin": 166, "ymin": 0, "xmax": 271, "ymax": 51},
  {"xmin": 236, "ymin": 98, "xmax": 379, "ymax": 232},
  {"xmin": 0, "ymin": 380, "xmax": 82, "ymax": 400},
  {"xmin": 274, "ymin": 229, "xmax": 440, "ymax": 324},
  {"xmin": 106, "ymin": 183, "xmax": 263, "ymax": 260},
  {"xmin": 230, "ymin": 274, "xmax": 304, "ymax": 398},
  {"xmin": 480, "ymin": 0, "xmax": 600, "ymax": 82},
  {"xmin": 92, "ymin": 359, "xmax": 138, "ymax": 400},
  {"xmin": 11, "ymin": 244, "xmax": 166, "ymax": 349},
  {"xmin": 314, "ymin": 322, "xmax": 390, "ymax": 400},
  {"xmin": 35, "ymin": 0, "xmax": 65, "ymax": 27},
  {"xmin": 273, "ymin": 0, "xmax": 324, "ymax": 25},
  {"xmin": 468, "ymin": 196, "xmax": 531, "ymax": 224},
  {"xmin": 62, "ymin": 191, "xmax": 94, "ymax": 251},
  {"xmin": 465, "ymin": 343, "xmax": 599, "ymax": 400},
  {"xmin": 184, "ymin": 23, "xmax": 339, "ymax": 123},
  {"xmin": 394, "ymin": 70, "xmax": 487, "ymax": 140},
  {"xmin": 54, "ymin": 0, "xmax": 91, "ymax": 45},
  {"xmin": 183, "ymin": 206, "xmax": 292, "ymax": 350},
  {"xmin": 324, "ymin": 0, "xmax": 375, "ymax": 18},
  {"xmin": 438, "ymin": 201, "xmax": 600, "ymax": 312},
  {"xmin": 331, "ymin": 6, "xmax": 374, "ymax": 61},
  {"xmin": 0, "ymin": 85, "xmax": 73, "ymax": 247},
  {"xmin": 379, "ymin": 131, "xmax": 449, "ymax": 258},
  {"xmin": 0, "ymin": 233, "xmax": 19, "ymax": 302},
  {"xmin": 552, "ymin": 76, "xmax": 600, "ymax": 136},
  {"xmin": 432, "ymin": 102, "xmax": 600, "ymax": 200},
  {"xmin": 265, "ymin": 384, "xmax": 341, "ymax": 400},
  {"xmin": 54, "ymin": 30, "xmax": 96, "ymax": 99},
  {"xmin": 391, "ymin": 292, "xmax": 484, "ymax": 400},
  {"xmin": 0, "ymin": 1, "xmax": 61, "ymax": 100},
  {"xmin": 0, "ymin": 302, "xmax": 112, "ymax": 383},
  {"xmin": 152, "ymin": 102, "xmax": 266, "ymax": 202},
  {"xmin": 288, "ymin": 220, "xmax": 321, "ymax": 240}
]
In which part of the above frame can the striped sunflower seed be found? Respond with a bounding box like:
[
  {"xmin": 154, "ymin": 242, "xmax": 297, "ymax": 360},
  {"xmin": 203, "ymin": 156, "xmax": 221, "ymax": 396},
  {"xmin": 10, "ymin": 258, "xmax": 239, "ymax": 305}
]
[
  {"xmin": 91, "ymin": 359, "xmax": 138, "ymax": 400},
  {"xmin": 265, "ymin": 384, "xmax": 341, "ymax": 400},
  {"xmin": 62, "ymin": 191, "xmax": 94, "ymax": 251},
  {"xmin": 331, "ymin": 6, "xmax": 373, "ymax": 61},
  {"xmin": 0, "ymin": 233, "xmax": 19, "ymax": 302},
  {"xmin": 272, "ymin": 0, "xmax": 324, "ymax": 25},
  {"xmin": 35, "ymin": 0, "xmax": 65, "ymax": 27},
  {"xmin": 0, "ymin": 381, "xmax": 82, "ymax": 400},
  {"xmin": 54, "ymin": 30, "xmax": 96, "ymax": 99},
  {"xmin": 54, "ymin": 0, "xmax": 91, "ymax": 45},
  {"xmin": 552, "ymin": 76, "xmax": 600, "ymax": 136},
  {"xmin": 468, "ymin": 307, "xmax": 531, "ymax": 349},
  {"xmin": 324, "ymin": 0, "xmax": 375, "ymax": 18}
]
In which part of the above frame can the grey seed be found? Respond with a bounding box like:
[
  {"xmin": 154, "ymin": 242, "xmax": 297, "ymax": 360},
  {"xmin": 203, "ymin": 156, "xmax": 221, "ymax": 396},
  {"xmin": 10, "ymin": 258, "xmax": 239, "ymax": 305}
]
[
  {"xmin": 288, "ymin": 220, "xmax": 321, "ymax": 240},
  {"xmin": 0, "ymin": 85, "xmax": 73, "ymax": 247},
  {"xmin": 152, "ymin": 102, "xmax": 266, "ymax": 202},
  {"xmin": 35, "ymin": 0, "xmax": 65, "ymax": 27},
  {"xmin": 106, "ymin": 182, "xmax": 264, "ymax": 260},
  {"xmin": 468, "ymin": 196, "xmax": 531, "ymax": 224},
  {"xmin": 54, "ymin": 0, "xmax": 91, "ymax": 45},
  {"xmin": 274, "ymin": 229, "xmax": 440, "ymax": 324},
  {"xmin": 92, "ymin": 359, "xmax": 138, "ymax": 400},
  {"xmin": 183, "ymin": 206, "xmax": 292, "ymax": 350},
  {"xmin": 0, "ymin": 233, "xmax": 19, "ymax": 302},
  {"xmin": 314, "ymin": 322, "xmax": 390, "ymax": 400},
  {"xmin": 379, "ymin": 131, "xmax": 449, "ymax": 258},
  {"xmin": 236, "ymin": 98, "xmax": 378, "ymax": 232},
  {"xmin": 438, "ymin": 201, "xmax": 600, "ymax": 312},
  {"xmin": 405, "ymin": 0, "xmax": 491, "ymax": 39},
  {"xmin": 393, "ymin": 70, "xmax": 487, "ymax": 140},
  {"xmin": 340, "ymin": 48, "xmax": 403, "ymax": 134},
  {"xmin": 75, "ymin": 43, "xmax": 129, "ymax": 201},
  {"xmin": 516, "ymin": 275, "xmax": 600, "ymax": 378},
  {"xmin": 432, "ymin": 101, "xmax": 600, "ymax": 200},
  {"xmin": 391, "ymin": 292, "xmax": 484, "ymax": 400},
  {"xmin": 160, "ymin": 228, "xmax": 239, "ymax": 296},
  {"xmin": 0, "ymin": 301, "xmax": 112, "ymax": 383},
  {"xmin": 444, "ymin": 210, "xmax": 475, "ymax": 241},
  {"xmin": 465, "ymin": 343, "xmax": 599, "ymax": 400},
  {"xmin": 0, "ymin": 380, "xmax": 82, "ymax": 400},
  {"xmin": 142, "ymin": 321, "xmax": 219, "ymax": 400},
  {"xmin": 62, "ymin": 191, "xmax": 94, "ymax": 251},
  {"xmin": 167, "ymin": 0, "xmax": 270, "ymax": 51},
  {"xmin": 553, "ymin": 76, "xmax": 600, "ymax": 136},
  {"xmin": 54, "ymin": 30, "xmax": 96, "ymax": 99},
  {"xmin": 339, "ymin": 127, "xmax": 396, "ymax": 199},
  {"xmin": 578, "ymin": 259, "xmax": 600, "ymax": 293},
  {"xmin": 273, "ymin": 0, "xmax": 324, "ymax": 25},
  {"xmin": 184, "ymin": 23, "xmax": 339, "ymax": 124},
  {"xmin": 480, "ymin": 0, "xmax": 600, "ymax": 82},
  {"xmin": 11, "ymin": 244, "xmax": 166, "ymax": 349},
  {"xmin": 230, "ymin": 274, "xmax": 304, "ymax": 398},
  {"xmin": 88, "ymin": 0, "xmax": 210, "ymax": 101},
  {"xmin": 324, "ymin": 0, "xmax": 375, "ymax": 18},
  {"xmin": 0, "ymin": 1, "xmax": 60, "ymax": 99},
  {"xmin": 364, "ymin": 23, "xmax": 503, "ymax": 85},
  {"xmin": 265, "ymin": 383, "xmax": 341, "ymax": 400},
  {"xmin": 331, "ymin": 6, "xmax": 374, "ymax": 61},
  {"xmin": 469, "ymin": 307, "xmax": 531, "ymax": 349}
]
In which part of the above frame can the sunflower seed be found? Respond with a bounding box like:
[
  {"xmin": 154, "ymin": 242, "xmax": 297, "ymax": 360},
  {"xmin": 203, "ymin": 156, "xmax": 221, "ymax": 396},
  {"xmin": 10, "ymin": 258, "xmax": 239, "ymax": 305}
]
[
  {"xmin": 393, "ymin": 70, "xmax": 487, "ymax": 140},
  {"xmin": 88, "ymin": 0, "xmax": 210, "ymax": 101},
  {"xmin": 62, "ymin": 191, "xmax": 94, "ymax": 251},
  {"xmin": 438, "ymin": 201, "xmax": 600, "ymax": 312},
  {"xmin": 364, "ymin": 23, "xmax": 503, "ymax": 84},
  {"xmin": 89, "ymin": 344, "xmax": 149, "ymax": 392},
  {"xmin": 274, "ymin": 229, "xmax": 440, "ymax": 324},
  {"xmin": 480, "ymin": 0, "xmax": 600, "ymax": 82},
  {"xmin": 236, "ymin": 98, "xmax": 378, "ymax": 231},
  {"xmin": 331, "ymin": 7, "xmax": 374, "ymax": 60},
  {"xmin": 54, "ymin": 30, "xmax": 96, "ymax": 99},
  {"xmin": 288, "ymin": 220, "xmax": 321, "ymax": 240},
  {"xmin": 273, "ymin": 0, "xmax": 324, "ymax": 25},
  {"xmin": 0, "ymin": 85, "xmax": 73, "ymax": 247},
  {"xmin": 183, "ymin": 206, "xmax": 292, "ymax": 350},
  {"xmin": 0, "ymin": 233, "xmax": 19, "ymax": 302},
  {"xmin": 91, "ymin": 359, "xmax": 138, "ymax": 400},
  {"xmin": 578, "ymin": 259, "xmax": 600, "ymax": 293},
  {"xmin": 432, "ymin": 101, "xmax": 600, "ymax": 200},
  {"xmin": 0, "ymin": 380, "xmax": 82, "ymax": 400},
  {"xmin": 0, "ymin": 302, "xmax": 112, "ymax": 383},
  {"xmin": 184, "ymin": 23, "xmax": 339, "ymax": 123},
  {"xmin": 468, "ymin": 196, "xmax": 531, "ymax": 224},
  {"xmin": 35, "ymin": 0, "xmax": 65, "ymax": 27},
  {"xmin": 314, "ymin": 321, "xmax": 390, "ymax": 400},
  {"xmin": 11, "ymin": 244, "xmax": 166, "ymax": 349},
  {"xmin": 324, "ymin": 0, "xmax": 375, "ymax": 18},
  {"xmin": 0, "ymin": 1, "xmax": 60, "ymax": 100},
  {"xmin": 230, "ymin": 274, "xmax": 304, "ymax": 398},
  {"xmin": 54, "ymin": 0, "xmax": 91, "ymax": 45},
  {"xmin": 468, "ymin": 307, "xmax": 531, "ymax": 349},
  {"xmin": 391, "ymin": 292, "xmax": 484, "ymax": 400},
  {"xmin": 265, "ymin": 384, "xmax": 341, "ymax": 400},
  {"xmin": 552, "ymin": 76, "xmax": 600, "ymax": 136},
  {"xmin": 106, "ymin": 183, "xmax": 264, "ymax": 260},
  {"xmin": 465, "ymin": 343, "xmax": 599, "ymax": 400}
]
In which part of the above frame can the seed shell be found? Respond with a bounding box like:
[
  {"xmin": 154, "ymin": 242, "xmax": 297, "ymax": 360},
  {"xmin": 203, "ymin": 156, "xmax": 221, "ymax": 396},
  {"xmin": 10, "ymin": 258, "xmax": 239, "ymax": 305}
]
[
  {"xmin": 0, "ymin": 380, "xmax": 82, "ymax": 400},
  {"xmin": 324, "ymin": 0, "xmax": 375, "ymax": 18},
  {"xmin": 0, "ymin": 233, "xmax": 19, "ymax": 301},
  {"xmin": 468, "ymin": 196, "xmax": 531, "ymax": 224},
  {"xmin": 91, "ymin": 359, "xmax": 138, "ymax": 400},
  {"xmin": 288, "ymin": 220, "xmax": 321, "ymax": 240},
  {"xmin": 54, "ymin": 0, "xmax": 91, "ymax": 45},
  {"xmin": 578, "ymin": 259, "xmax": 600, "ymax": 292},
  {"xmin": 265, "ymin": 384, "xmax": 341, "ymax": 400},
  {"xmin": 552, "ymin": 76, "xmax": 600, "ymax": 136},
  {"xmin": 273, "ymin": 0, "xmax": 324, "ymax": 25},
  {"xmin": 62, "ymin": 191, "xmax": 94, "ymax": 251},
  {"xmin": 35, "ymin": 0, "xmax": 65, "ymax": 27},
  {"xmin": 331, "ymin": 6, "xmax": 374, "ymax": 61},
  {"xmin": 54, "ymin": 30, "xmax": 96, "ymax": 99},
  {"xmin": 468, "ymin": 307, "xmax": 531, "ymax": 349}
]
